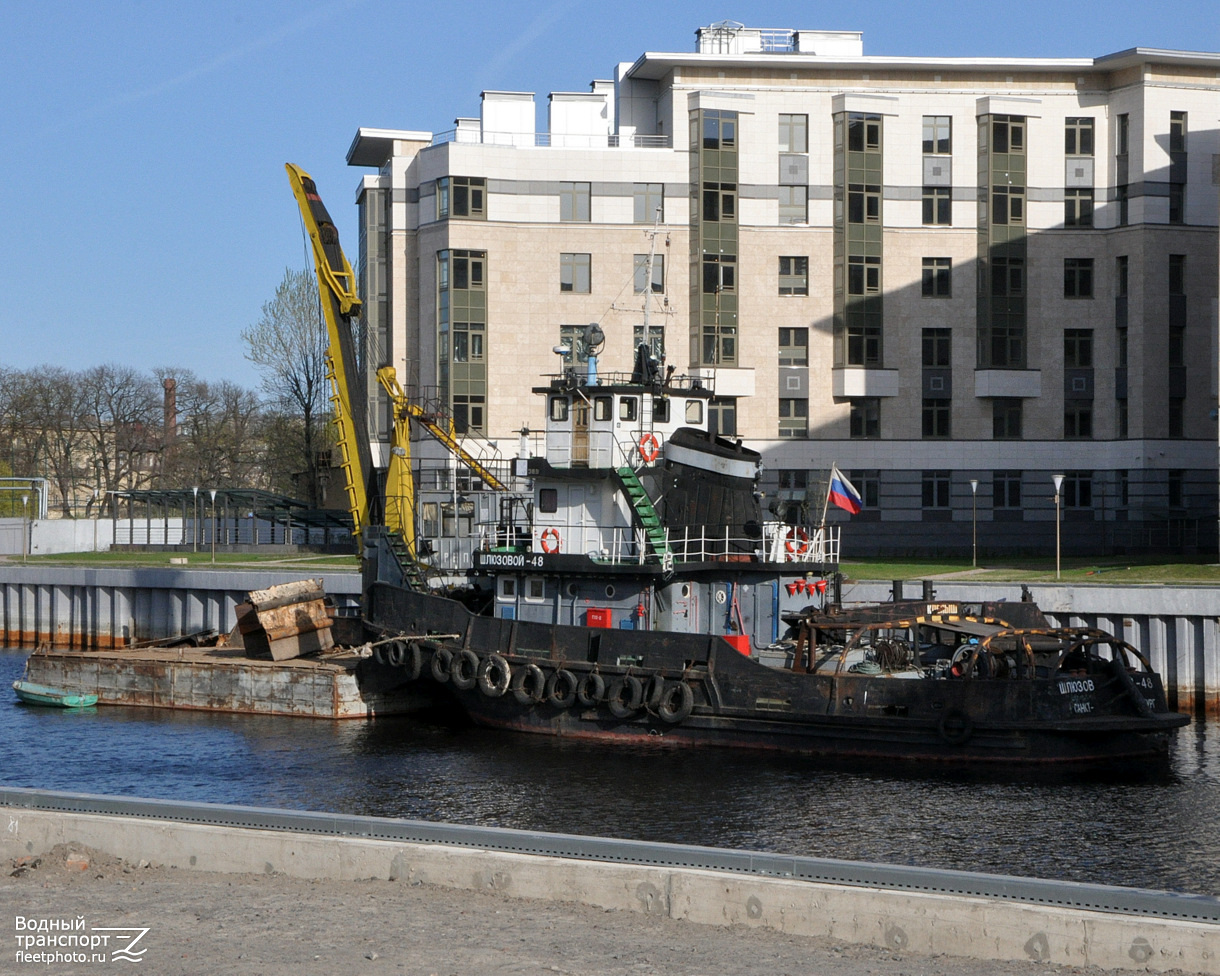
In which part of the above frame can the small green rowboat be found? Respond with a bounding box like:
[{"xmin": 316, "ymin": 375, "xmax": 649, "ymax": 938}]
[{"xmin": 12, "ymin": 680, "xmax": 98, "ymax": 708}]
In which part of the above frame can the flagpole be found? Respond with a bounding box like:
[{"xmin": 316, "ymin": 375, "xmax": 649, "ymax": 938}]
[{"xmin": 819, "ymin": 465, "xmax": 835, "ymax": 531}]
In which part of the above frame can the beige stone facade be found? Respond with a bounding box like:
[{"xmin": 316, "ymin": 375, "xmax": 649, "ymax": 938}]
[{"xmin": 347, "ymin": 25, "xmax": 1219, "ymax": 556}]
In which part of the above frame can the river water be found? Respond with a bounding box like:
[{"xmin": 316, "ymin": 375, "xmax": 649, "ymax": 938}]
[{"xmin": 3, "ymin": 648, "xmax": 1217, "ymax": 895}]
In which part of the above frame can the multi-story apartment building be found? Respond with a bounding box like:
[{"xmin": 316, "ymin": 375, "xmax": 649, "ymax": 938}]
[{"xmin": 347, "ymin": 22, "xmax": 1219, "ymax": 557}]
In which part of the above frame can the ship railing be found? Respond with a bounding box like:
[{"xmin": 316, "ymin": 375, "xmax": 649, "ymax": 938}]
[
  {"xmin": 763, "ymin": 522, "xmax": 840, "ymax": 564},
  {"xmin": 537, "ymin": 370, "xmax": 713, "ymax": 394}
]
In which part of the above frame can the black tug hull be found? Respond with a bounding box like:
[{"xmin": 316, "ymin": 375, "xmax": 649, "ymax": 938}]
[{"xmin": 365, "ymin": 584, "xmax": 1185, "ymax": 769}]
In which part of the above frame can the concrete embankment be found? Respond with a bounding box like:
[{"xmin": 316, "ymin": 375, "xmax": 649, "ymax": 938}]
[
  {"xmin": 2, "ymin": 791, "xmax": 1216, "ymax": 974},
  {"xmin": 0, "ymin": 565, "xmax": 361, "ymax": 649}
]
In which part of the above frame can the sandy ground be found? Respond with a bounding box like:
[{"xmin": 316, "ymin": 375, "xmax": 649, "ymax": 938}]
[{"xmin": 1, "ymin": 843, "xmax": 1203, "ymax": 976}]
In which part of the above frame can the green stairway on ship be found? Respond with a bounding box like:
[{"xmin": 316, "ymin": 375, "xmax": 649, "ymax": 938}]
[{"xmin": 615, "ymin": 466, "xmax": 673, "ymax": 570}]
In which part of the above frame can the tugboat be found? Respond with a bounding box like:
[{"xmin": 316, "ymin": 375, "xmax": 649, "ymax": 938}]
[{"xmin": 288, "ymin": 163, "xmax": 1188, "ymax": 768}]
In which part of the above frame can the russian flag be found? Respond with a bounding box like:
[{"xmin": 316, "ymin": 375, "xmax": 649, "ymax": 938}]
[{"xmin": 828, "ymin": 465, "xmax": 862, "ymax": 515}]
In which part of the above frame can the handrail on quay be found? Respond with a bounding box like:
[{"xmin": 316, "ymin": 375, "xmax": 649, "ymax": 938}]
[{"xmin": 2, "ymin": 786, "xmax": 1216, "ymax": 925}]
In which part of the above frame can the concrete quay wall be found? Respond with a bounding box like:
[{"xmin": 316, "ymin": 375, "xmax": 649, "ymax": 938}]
[
  {"xmin": 3, "ymin": 804, "xmax": 1216, "ymax": 974},
  {"xmin": 0, "ymin": 566, "xmax": 361, "ymax": 649}
]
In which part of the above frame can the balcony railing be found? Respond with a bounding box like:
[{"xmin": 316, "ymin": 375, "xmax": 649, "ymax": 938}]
[{"xmin": 431, "ymin": 130, "xmax": 671, "ymax": 149}]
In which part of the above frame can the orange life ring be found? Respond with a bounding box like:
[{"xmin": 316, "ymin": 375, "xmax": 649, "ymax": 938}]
[
  {"xmin": 638, "ymin": 432, "xmax": 661, "ymax": 463},
  {"xmin": 785, "ymin": 527, "xmax": 810, "ymax": 555},
  {"xmin": 540, "ymin": 527, "xmax": 561, "ymax": 554}
]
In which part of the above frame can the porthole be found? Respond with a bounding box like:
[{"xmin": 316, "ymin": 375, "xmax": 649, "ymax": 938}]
[{"xmin": 604, "ymin": 585, "xmax": 616, "ymax": 599}]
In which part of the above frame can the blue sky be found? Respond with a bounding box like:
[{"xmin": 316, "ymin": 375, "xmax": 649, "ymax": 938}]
[{"xmin": 2, "ymin": 0, "xmax": 1216, "ymax": 390}]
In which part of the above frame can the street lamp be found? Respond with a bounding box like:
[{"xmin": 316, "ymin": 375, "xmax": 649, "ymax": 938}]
[
  {"xmin": 969, "ymin": 479, "xmax": 979, "ymax": 568},
  {"xmin": 20, "ymin": 493, "xmax": 29, "ymax": 564},
  {"xmin": 192, "ymin": 486, "xmax": 199, "ymax": 554},
  {"xmin": 1052, "ymin": 473, "xmax": 1065, "ymax": 580},
  {"xmin": 209, "ymin": 489, "xmax": 217, "ymax": 564}
]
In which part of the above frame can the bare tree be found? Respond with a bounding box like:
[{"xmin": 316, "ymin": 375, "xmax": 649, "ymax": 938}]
[
  {"xmin": 0, "ymin": 366, "xmax": 92, "ymax": 516},
  {"xmin": 241, "ymin": 267, "xmax": 330, "ymax": 506},
  {"xmin": 160, "ymin": 373, "xmax": 266, "ymax": 489},
  {"xmin": 79, "ymin": 364, "xmax": 163, "ymax": 511}
]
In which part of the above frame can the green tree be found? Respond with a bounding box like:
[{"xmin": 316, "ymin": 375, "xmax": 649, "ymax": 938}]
[{"xmin": 241, "ymin": 268, "xmax": 330, "ymax": 506}]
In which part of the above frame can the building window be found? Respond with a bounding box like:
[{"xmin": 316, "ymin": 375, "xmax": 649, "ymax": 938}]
[
  {"xmin": 848, "ymin": 114, "xmax": 881, "ymax": 152},
  {"xmin": 849, "ymin": 398, "xmax": 880, "ymax": 439},
  {"xmin": 778, "ymin": 398, "xmax": 808, "ymax": 438},
  {"xmin": 1064, "ymin": 258, "xmax": 1094, "ymax": 298},
  {"xmin": 779, "ymin": 185, "xmax": 807, "ymax": 224},
  {"xmin": 778, "ymin": 256, "xmax": 808, "ymax": 296},
  {"xmin": 451, "ymin": 321, "xmax": 484, "ymax": 363},
  {"xmin": 1063, "ymin": 329, "xmax": 1093, "ymax": 367},
  {"xmin": 1116, "ymin": 185, "xmax": 1129, "ymax": 226},
  {"xmin": 1168, "ymin": 470, "xmax": 1184, "ymax": 508},
  {"xmin": 849, "ymin": 184, "xmax": 881, "ymax": 223},
  {"xmin": 1169, "ymin": 397, "xmax": 1185, "ymax": 437},
  {"xmin": 922, "ymin": 328, "xmax": 950, "ymax": 366},
  {"xmin": 436, "ymin": 176, "xmax": 485, "ymax": 220},
  {"xmin": 922, "ymin": 470, "xmax": 951, "ymax": 509},
  {"xmin": 847, "ymin": 255, "xmax": 880, "ymax": 295},
  {"xmin": 702, "ymin": 255, "xmax": 736, "ymax": 294},
  {"xmin": 993, "ymin": 398, "xmax": 1022, "ymax": 439},
  {"xmin": 848, "ymin": 470, "xmax": 880, "ymax": 509},
  {"xmin": 779, "ymin": 113, "xmax": 808, "ymax": 153},
  {"xmin": 993, "ymin": 471, "xmax": 1021, "ymax": 508},
  {"xmin": 633, "ymin": 183, "xmax": 663, "ymax": 223},
  {"xmin": 1168, "ymin": 325, "xmax": 1185, "ymax": 367},
  {"xmin": 1116, "ymin": 255, "xmax": 1129, "ymax": 297},
  {"xmin": 922, "ymin": 115, "xmax": 951, "ymax": 154},
  {"xmin": 708, "ymin": 397, "xmax": 736, "ymax": 437},
  {"xmin": 1169, "ymin": 254, "xmax": 1186, "ymax": 295},
  {"xmin": 778, "ymin": 327, "xmax": 808, "ymax": 366},
  {"xmin": 558, "ymin": 324, "xmax": 591, "ymax": 366},
  {"xmin": 1063, "ymin": 471, "xmax": 1092, "ymax": 508},
  {"xmin": 452, "ymin": 394, "xmax": 485, "ymax": 435},
  {"xmin": 844, "ymin": 318, "xmax": 881, "ymax": 366},
  {"xmin": 922, "ymin": 187, "xmax": 951, "ymax": 225},
  {"xmin": 922, "ymin": 399, "xmax": 950, "ymax": 438},
  {"xmin": 991, "ymin": 256, "xmax": 1024, "ymax": 297},
  {"xmin": 1064, "ymin": 117, "xmax": 1094, "ymax": 155},
  {"xmin": 633, "ymin": 325, "xmax": 664, "ymax": 362},
  {"xmin": 1064, "ymin": 403, "xmax": 1093, "ymax": 439},
  {"xmin": 921, "ymin": 258, "xmax": 951, "ymax": 297},
  {"xmin": 560, "ymin": 253, "xmax": 591, "ymax": 293},
  {"xmin": 991, "ymin": 116, "xmax": 1025, "ymax": 153},
  {"xmin": 1117, "ymin": 399, "xmax": 1128, "ymax": 438},
  {"xmin": 633, "ymin": 254, "xmax": 664, "ymax": 294},
  {"xmin": 1169, "ymin": 111, "xmax": 1187, "ymax": 153},
  {"xmin": 1116, "ymin": 114, "xmax": 1129, "ymax": 155},
  {"xmin": 1064, "ymin": 189, "xmax": 1094, "ymax": 227},
  {"xmin": 702, "ymin": 183, "xmax": 736, "ymax": 222},
  {"xmin": 777, "ymin": 469, "xmax": 808, "ymax": 492},
  {"xmin": 992, "ymin": 184, "xmax": 1025, "ymax": 225},
  {"xmin": 701, "ymin": 109, "xmax": 737, "ymax": 150},
  {"xmin": 559, "ymin": 182, "xmax": 590, "ymax": 222},
  {"xmin": 1168, "ymin": 185, "xmax": 1184, "ymax": 224}
]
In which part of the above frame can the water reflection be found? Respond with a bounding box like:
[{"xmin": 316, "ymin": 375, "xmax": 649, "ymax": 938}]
[{"xmin": 3, "ymin": 649, "xmax": 1215, "ymax": 894}]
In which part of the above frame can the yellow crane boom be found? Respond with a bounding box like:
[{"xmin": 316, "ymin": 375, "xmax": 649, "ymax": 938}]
[{"xmin": 284, "ymin": 163, "xmax": 373, "ymax": 541}]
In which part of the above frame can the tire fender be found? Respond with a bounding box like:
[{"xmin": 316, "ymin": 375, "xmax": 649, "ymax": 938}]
[
  {"xmin": 450, "ymin": 649, "xmax": 480, "ymax": 691},
  {"xmin": 607, "ymin": 675, "xmax": 645, "ymax": 719},
  {"xmin": 430, "ymin": 646, "xmax": 454, "ymax": 683},
  {"xmin": 545, "ymin": 668, "xmax": 579, "ymax": 709},
  {"xmin": 657, "ymin": 681, "xmax": 695, "ymax": 724},
  {"xmin": 477, "ymin": 654, "xmax": 512, "ymax": 697}
]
